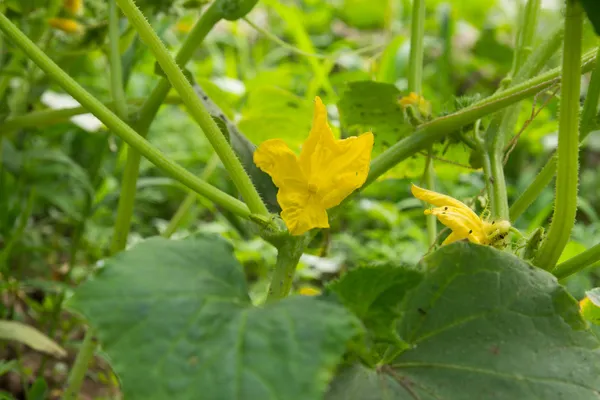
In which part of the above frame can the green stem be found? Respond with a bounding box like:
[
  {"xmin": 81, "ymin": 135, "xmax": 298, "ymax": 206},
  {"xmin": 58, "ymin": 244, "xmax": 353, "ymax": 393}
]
[
  {"xmin": 485, "ymin": 0, "xmax": 541, "ymax": 220},
  {"xmin": 512, "ymin": 0, "xmax": 541, "ymax": 76},
  {"xmin": 63, "ymin": 330, "xmax": 96, "ymax": 400},
  {"xmin": 162, "ymin": 154, "xmax": 219, "ymax": 238},
  {"xmin": 554, "ymin": 242, "xmax": 600, "ymax": 280},
  {"xmin": 423, "ymin": 150, "xmax": 437, "ymax": 246},
  {"xmin": 509, "ymin": 155, "xmax": 556, "ymax": 221},
  {"xmin": 509, "ymin": 43, "xmax": 600, "ymax": 222},
  {"xmin": 108, "ymin": 0, "xmax": 128, "ymax": 119},
  {"xmin": 407, "ymin": 0, "xmax": 425, "ymax": 94},
  {"xmin": 116, "ymin": 0, "xmax": 268, "ymax": 217},
  {"xmin": 534, "ymin": 0, "xmax": 583, "ymax": 270},
  {"xmin": 267, "ymin": 237, "xmax": 307, "ymax": 301},
  {"xmin": 0, "ymin": 12, "xmax": 250, "ymax": 220},
  {"xmin": 366, "ymin": 47, "xmax": 596, "ymax": 186},
  {"xmin": 111, "ymin": 4, "xmax": 222, "ymax": 253},
  {"xmin": 0, "ymin": 97, "xmax": 181, "ymax": 135}
]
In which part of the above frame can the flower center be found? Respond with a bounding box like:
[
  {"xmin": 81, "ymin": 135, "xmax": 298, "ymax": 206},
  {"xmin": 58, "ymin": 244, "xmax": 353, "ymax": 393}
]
[{"xmin": 308, "ymin": 183, "xmax": 318, "ymax": 194}]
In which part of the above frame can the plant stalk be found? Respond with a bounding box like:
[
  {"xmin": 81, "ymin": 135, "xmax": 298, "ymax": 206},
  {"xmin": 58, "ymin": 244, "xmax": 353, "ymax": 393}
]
[
  {"xmin": 111, "ymin": 4, "xmax": 222, "ymax": 252},
  {"xmin": 116, "ymin": 0, "xmax": 269, "ymax": 218},
  {"xmin": 534, "ymin": 0, "xmax": 583, "ymax": 270},
  {"xmin": 554, "ymin": 242, "xmax": 600, "ymax": 280},
  {"xmin": 366, "ymin": 47, "xmax": 596, "ymax": 186},
  {"xmin": 63, "ymin": 330, "xmax": 96, "ymax": 400},
  {"xmin": 267, "ymin": 237, "xmax": 307, "ymax": 301},
  {"xmin": 0, "ymin": 12, "xmax": 251, "ymax": 220}
]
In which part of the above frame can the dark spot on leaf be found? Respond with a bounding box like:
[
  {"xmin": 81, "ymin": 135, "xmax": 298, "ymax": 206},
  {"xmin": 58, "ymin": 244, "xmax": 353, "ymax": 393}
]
[
  {"xmin": 287, "ymin": 101, "xmax": 299, "ymax": 108},
  {"xmin": 418, "ymin": 308, "xmax": 427, "ymax": 315}
]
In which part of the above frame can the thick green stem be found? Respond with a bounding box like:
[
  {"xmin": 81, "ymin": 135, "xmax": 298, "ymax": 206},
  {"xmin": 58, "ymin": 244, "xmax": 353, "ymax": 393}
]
[
  {"xmin": 366, "ymin": 47, "xmax": 596, "ymax": 186},
  {"xmin": 63, "ymin": 330, "xmax": 96, "ymax": 400},
  {"xmin": 554, "ymin": 242, "xmax": 600, "ymax": 280},
  {"xmin": 116, "ymin": 0, "xmax": 268, "ymax": 217},
  {"xmin": 509, "ymin": 44, "xmax": 600, "ymax": 222},
  {"xmin": 534, "ymin": 0, "xmax": 583, "ymax": 270},
  {"xmin": 162, "ymin": 154, "xmax": 219, "ymax": 238},
  {"xmin": 111, "ymin": 5, "xmax": 222, "ymax": 252},
  {"xmin": 0, "ymin": 12, "xmax": 250, "ymax": 220},
  {"xmin": 267, "ymin": 238, "xmax": 307, "ymax": 301},
  {"xmin": 407, "ymin": 0, "xmax": 425, "ymax": 94},
  {"xmin": 485, "ymin": 0, "xmax": 541, "ymax": 220}
]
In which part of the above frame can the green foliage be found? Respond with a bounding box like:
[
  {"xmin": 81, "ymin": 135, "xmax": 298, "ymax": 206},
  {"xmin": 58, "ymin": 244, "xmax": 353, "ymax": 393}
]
[
  {"xmin": 328, "ymin": 243, "xmax": 600, "ymax": 399},
  {"xmin": 69, "ymin": 236, "xmax": 361, "ymax": 399},
  {"xmin": 580, "ymin": 0, "xmax": 600, "ymax": 36},
  {"xmin": 327, "ymin": 265, "xmax": 422, "ymax": 346}
]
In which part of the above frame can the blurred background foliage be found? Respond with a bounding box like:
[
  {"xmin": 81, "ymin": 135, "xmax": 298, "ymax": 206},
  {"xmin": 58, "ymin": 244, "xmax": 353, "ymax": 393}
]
[{"xmin": 1, "ymin": 0, "xmax": 600, "ymax": 397}]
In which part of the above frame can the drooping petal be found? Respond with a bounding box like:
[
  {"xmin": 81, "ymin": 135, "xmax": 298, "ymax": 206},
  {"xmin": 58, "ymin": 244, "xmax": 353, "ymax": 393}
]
[
  {"xmin": 426, "ymin": 206, "xmax": 487, "ymax": 244},
  {"xmin": 299, "ymin": 96, "xmax": 336, "ymax": 177},
  {"xmin": 411, "ymin": 184, "xmax": 480, "ymax": 222},
  {"xmin": 442, "ymin": 232, "xmax": 464, "ymax": 245},
  {"xmin": 278, "ymin": 181, "xmax": 329, "ymax": 235},
  {"xmin": 316, "ymin": 133, "xmax": 374, "ymax": 208},
  {"xmin": 254, "ymin": 139, "xmax": 306, "ymax": 188}
]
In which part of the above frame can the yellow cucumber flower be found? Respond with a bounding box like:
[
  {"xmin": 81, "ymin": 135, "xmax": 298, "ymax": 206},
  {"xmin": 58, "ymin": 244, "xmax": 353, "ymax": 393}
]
[
  {"xmin": 254, "ymin": 97, "xmax": 374, "ymax": 236},
  {"xmin": 399, "ymin": 92, "xmax": 431, "ymax": 117},
  {"xmin": 411, "ymin": 184, "xmax": 511, "ymax": 246},
  {"xmin": 48, "ymin": 18, "xmax": 83, "ymax": 34},
  {"xmin": 64, "ymin": 0, "xmax": 83, "ymax": 15}
]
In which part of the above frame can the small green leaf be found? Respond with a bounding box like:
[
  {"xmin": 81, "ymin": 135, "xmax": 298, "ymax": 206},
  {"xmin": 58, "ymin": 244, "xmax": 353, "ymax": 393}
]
[
  {"xmin": 69, "ymin": 237, "xmax": 361, "ymax": 400},
  {"xmin": 0, "ymin": 321, "xmax": 66, "ymax": 358},
  {"xmin": 328, "ymin": 243, "xmax": 600, "ymax": 400},
  {"xmin": 238, "ymin": 86, "xmax": 313, "ymax": 148},
  {"xmin": 580, "ymin": 0, "xmax": 600, "ymax": 36},
  {"xmin": 327, "ymin": 266, "xmax": 422, "ymax": 346},
  {"xmin": 338, "ymin": 81, "xmax": 408, "ymax": 152}
]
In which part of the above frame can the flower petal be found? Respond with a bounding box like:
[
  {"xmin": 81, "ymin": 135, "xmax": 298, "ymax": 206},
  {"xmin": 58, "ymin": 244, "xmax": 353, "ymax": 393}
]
[
  {"xmin": 316, "ymin": 132, "xmax": 374, "ymax": 208},
  {"xmin": 442, "ymin": 232, "xmax": 465, "ymax": 245},
  {"xmin": 278, "ymin": 182, "xmax": 329, "ymax": 235},
  {"xmin": 299, "ymin": 96, "xmax": 336, "ymax": 177},
  {"xmin": 411, "ymin": 184, "xmax": 480, "ymax": 222},
  {"xmin": 254, "ymin": 139, "xmax": 306, "ymax": 188},
  {"xmin": 426, "ymin": 206, "xmax": 486, "ymax": 244}
]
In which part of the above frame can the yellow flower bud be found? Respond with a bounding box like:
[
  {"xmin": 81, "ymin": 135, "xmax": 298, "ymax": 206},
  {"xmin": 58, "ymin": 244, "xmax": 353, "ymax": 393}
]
[
  {"xmin": 48, "ymin": 18, "xmax": 84, "ymax": 34},
  {"xmin": 64, "ymin": 0, "xmax": 83, "ymax": 15},
  {"xmin": 298, "ymin": 287, "xmax": 321, "ymax": 296}
]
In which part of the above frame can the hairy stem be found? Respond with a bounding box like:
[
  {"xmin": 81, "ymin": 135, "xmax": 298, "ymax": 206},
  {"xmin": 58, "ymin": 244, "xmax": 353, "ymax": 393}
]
[
  {"xmin": 111, "ymin": 4, "xmax": 222, "ymax": 252},
  {"xmin": 534, "ymin": 0, "xmax": 583, "ymax": 270},
  {"xmin": 0, "ymin": 12, "xmax": 251, "ymax": 220},
  {"xmin": 554, "ymin": 242, "xmax": 600, "ymax": 280},
  {"xmin": 509, "ymin": 44, "xmax": 600, "ymax": 222},
  {"xmin": 366, "ymin": 47, "xmax": 596, "ymax": 186},
  {"xmin": 116, "ymin": 0, "xmax": 269, "ymax": 217},
  {"xmin": 267, "ymin": 237, "xmax": 308, "ymax": 301}
]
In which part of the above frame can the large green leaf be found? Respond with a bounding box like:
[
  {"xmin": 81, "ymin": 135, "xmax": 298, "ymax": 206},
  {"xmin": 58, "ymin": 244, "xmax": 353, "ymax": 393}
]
[
  {"xmin": 327, "ymin": 243, "xmax": 600, "ymax": 400},
  {"xmin": 68, "ymin": 237, "xmax": 360, "ymax": 400},
  {"xmin": 327, "ymin": 266, "xmax": 422, "ymax": 346}
]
